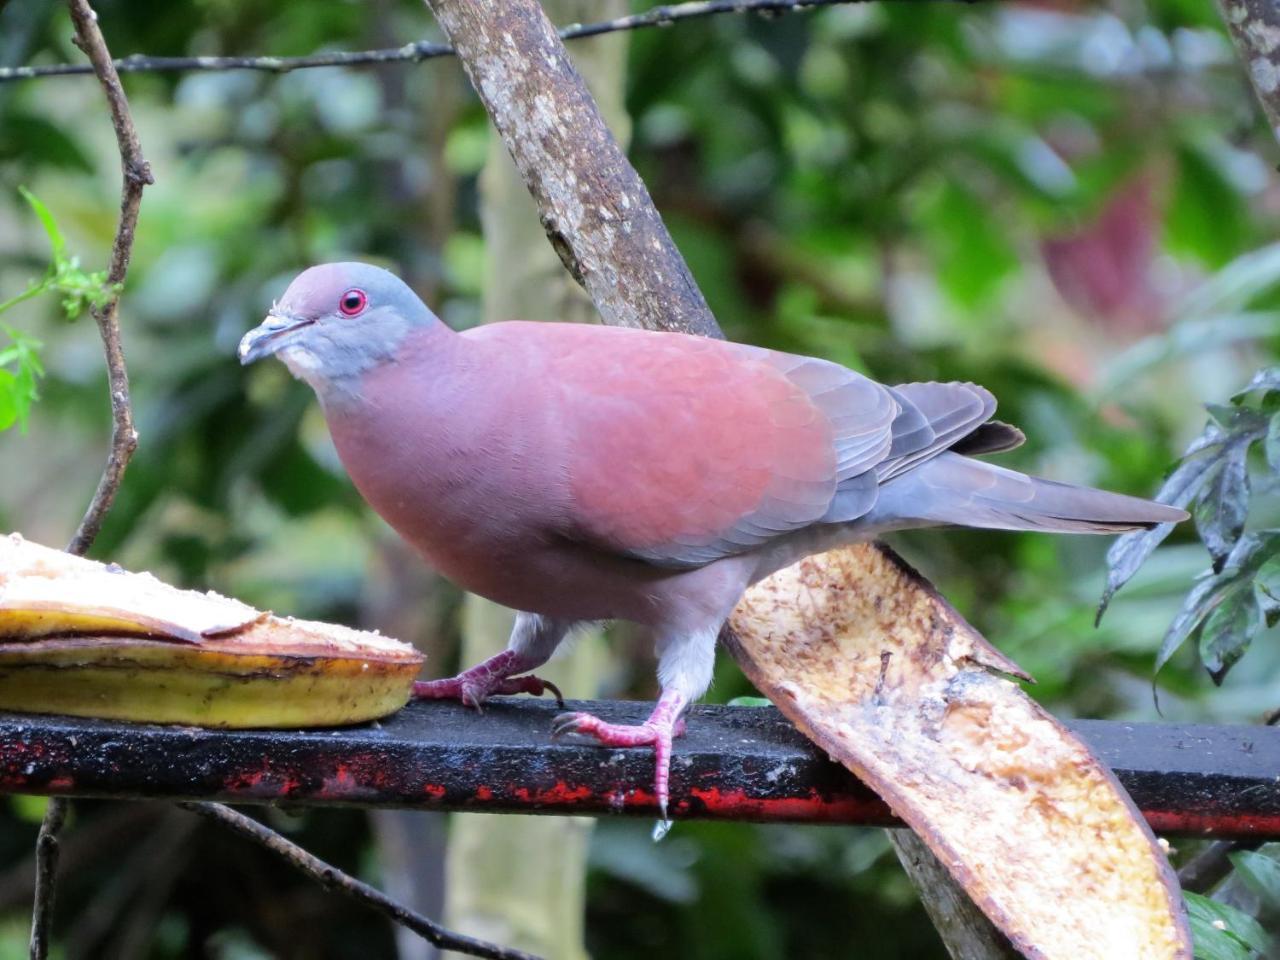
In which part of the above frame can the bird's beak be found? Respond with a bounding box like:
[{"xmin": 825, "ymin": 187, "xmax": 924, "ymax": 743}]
[{"xmin": 238, "ymin": 310, "xmax": 314, "ymax": 365}]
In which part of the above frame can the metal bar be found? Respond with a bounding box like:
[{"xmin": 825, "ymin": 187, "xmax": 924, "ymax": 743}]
[{"xmin": 0, "ymin": 700, "xmax": 1273, "ymax": 837}]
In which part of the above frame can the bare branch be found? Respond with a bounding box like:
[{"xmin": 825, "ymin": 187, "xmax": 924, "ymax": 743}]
[
  {"xmin": 62, "ymin": 0, "xmax": 153, "ymax": 557},
  {"xmin": 178, "ymin": 802, "xmax": 542, "ymax": 960},
  {"xmin": 1216, "ymin": 0, "xmax": 1280, "ymax": 142},
  {"xmin": 26, "ymin": 799, "xmax": 66, "ymax": 960},
  {"xmin": 0, "ymin": 0, "xmax": 863, "ymax": 83}
]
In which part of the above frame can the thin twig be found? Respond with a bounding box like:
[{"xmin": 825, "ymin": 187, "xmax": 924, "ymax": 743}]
[
  {"xmin": 30, "ymin": 2, "xmax": 153, "ymax": 955},
  {"xmin": 63, "ymin": 0, "xmax": 153, "ymax": 556},
  {"xmin": 0, "ymin": 0, "xmax": 867, "ymax": 82},
  {"xmin": 26, "ymin": 800, "xmax": 66, "ymax": 960},
  {"xmin": 178, "ymin": 802, "xmax": 542, "ymax": 960}
]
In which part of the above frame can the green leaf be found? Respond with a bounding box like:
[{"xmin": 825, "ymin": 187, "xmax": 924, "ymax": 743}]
[
  {"xmin": 923, "ymin": 179, "xmax": 1018, "ymax": 309},
  {"xmin": 1185, "ymin": 892, "xmax": 1273, "ymax": 959},
  {"xmin": 727, "ymin": 697, "xmax": 772, "ymax": 708},
  {"xmin": 1166, "ymin": 142, "xmax": 1247, "ymax": 268},
  {"xmin": 0, "ymin": 370, "xmax": 18, "ymax": 432},
  {"xmin": 1229, "ymin": 849, "xmax": 1280, "ymax": 912},
  {"xmin": 0, "ymin": 326, "xmax": 44, "ymax": 433},
  {"xmin": 17, "ymin": 186, "xmax": 65, "ymax": 260}
]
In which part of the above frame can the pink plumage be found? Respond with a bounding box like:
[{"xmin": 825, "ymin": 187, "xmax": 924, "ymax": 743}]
[{"xmin": 239, "ymin": 262, "xmax": 1187, "ymax": 820}]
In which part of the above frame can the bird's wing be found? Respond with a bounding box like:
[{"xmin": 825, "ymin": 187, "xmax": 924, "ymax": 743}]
[{"xmin": 540, "ymin": 327, "xmax": 899, "ymax": 568}]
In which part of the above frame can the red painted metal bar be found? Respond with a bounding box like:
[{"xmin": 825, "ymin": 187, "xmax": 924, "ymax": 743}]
[{"xmin": 0, "ymin": 699, "xmax": 1274, "ymax": 837}]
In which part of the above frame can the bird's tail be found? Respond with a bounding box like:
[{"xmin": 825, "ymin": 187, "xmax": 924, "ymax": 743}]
[{"xmin": 865, "ymin": 452, "xmax": 1187, "ymax": 534}]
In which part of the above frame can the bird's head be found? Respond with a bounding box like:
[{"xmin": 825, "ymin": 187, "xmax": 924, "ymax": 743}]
[{"xmin": 238, "ymin": 262, "xmax": 439, "ymax": 391}]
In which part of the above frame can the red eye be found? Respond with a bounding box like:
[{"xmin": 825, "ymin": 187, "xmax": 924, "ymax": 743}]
[{"xmin": 338, "ymin": 288, "xmax": 367, "ymax": 316}]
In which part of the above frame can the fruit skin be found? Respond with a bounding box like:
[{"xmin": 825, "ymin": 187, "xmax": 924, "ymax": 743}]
[
  {"xmin": 0, "ymin": 638, "xmax": 417, "ymax": 728},
  {"xmin": 0, "ymin": 533, "xmax": 424, "ymax": 728},
  {"xmin": 727, "ymin": 543, "xmax": 1192, "ymax": 960}
]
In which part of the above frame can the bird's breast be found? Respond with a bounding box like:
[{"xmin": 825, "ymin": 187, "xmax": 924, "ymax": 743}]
[{"xmin": 320, "ymin": 352, "xmax": 602, "ymax": 614}]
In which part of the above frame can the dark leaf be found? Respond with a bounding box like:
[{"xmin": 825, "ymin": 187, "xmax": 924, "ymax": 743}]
[
  {"xmin": 17, "ymin": 186, "xmax": 66, "ymax": 260},
  {"xmin": 1099, "ymin": 440, "xmax": 1226, "ymax": 621},
  {"xmin": 1199, "ymin": 584, "xmax": 1260, "ymax": 684},
  {"xmin": 1266, "ymin": 413, "xmax": 1280, "ymax": 474},
  {"xmin": 1255, "ymin": 555, "xmax": 1280, "ymax": 628},
  {"xmin": 1192, "ymin": 436, "xmax": 1251, "ymax": 571},
  {"xmin": 1234, "ymin": 366, "xmax": 1280, "ymax": 403},
  {"xmin": 1157, "ymin": 533, "xmax": 1280, "ymax": 675},
  {"xmin": 1156, "ymin": 570, "xmax": 1226, "ymax": 674}
]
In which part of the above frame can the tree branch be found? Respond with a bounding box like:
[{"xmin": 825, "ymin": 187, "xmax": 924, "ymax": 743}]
[
  {"xmin": 425, "ymin": 0, "xmax": 719, "ymax": 337},
  {"xmin": 178, "ymin": 803, "xmax": 542, "ymax": 960},
  {"xmin": 1216, "ymin": 0, "xmax": 1280, "ymax": 141},
  {"xmin": 0, "ymin": 0, "xmax": 862, "ymax": 83},
  {"xmin": 888, "ymin": 832, "xmax": 1022, "ymax": 960},
  {"xmin": 63, "ymin": 0, "xmax": 152, "ymax": 557}
]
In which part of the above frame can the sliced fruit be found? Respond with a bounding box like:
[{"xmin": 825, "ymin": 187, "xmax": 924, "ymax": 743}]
[
  {"xmin": 0, "ymin": 533, "xmax": 422, "ymax": 727},
  {"xmin": 725, "ymin": 543, "xmax": 1191, "ymax": 960}
]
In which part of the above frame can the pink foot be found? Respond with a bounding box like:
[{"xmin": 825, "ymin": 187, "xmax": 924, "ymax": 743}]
[
  {"xmin": 551, "ymin": 693, "xmax": 688, "ymax": 820},
  {"xmin": 412, "ymin": 650, "xmax": 563, "ymax": 710}
]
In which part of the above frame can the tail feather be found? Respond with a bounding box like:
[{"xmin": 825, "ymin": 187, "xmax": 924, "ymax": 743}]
[{"xmin": 865, "ymin": 452, "xmax": 1187, "ymax": 534}]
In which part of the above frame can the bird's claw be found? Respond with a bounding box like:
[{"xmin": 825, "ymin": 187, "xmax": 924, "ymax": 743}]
[
  {"xmin": 412, "ymin": 672, "xmax": 564, "ymax": 710},
  {"xmin": 550, "ymin": 710, "xmax": 685, "ymax": 822}
]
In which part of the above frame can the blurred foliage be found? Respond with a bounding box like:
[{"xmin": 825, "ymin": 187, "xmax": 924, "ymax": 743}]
[{"xmin": 3, "ymin": 0, "xmax": 1280, "ymax": 956}]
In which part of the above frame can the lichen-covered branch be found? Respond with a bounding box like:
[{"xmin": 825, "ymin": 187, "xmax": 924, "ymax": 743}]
[
  {"xmin": 424, "ymin": 0, "xmax": 720, "ymax": 337},
  {"xmin": 0, "ymin": 0, "xmax": 863, "ymax": 83},
  {"xmin": 889, "ymin": 832, "xmax": 1022, "ymax": 960},
  {"xmin": 1217, "ymin": 0, "xmax": 1280, "ymax": 141}
]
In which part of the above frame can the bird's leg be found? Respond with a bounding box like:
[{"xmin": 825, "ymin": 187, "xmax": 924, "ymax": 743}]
[
  {"xmin": 552, "ymin": 625, "xmax": 718, "ymax": 820},
  {"xmin": 412, "ymin": 612, "xmax": 573, "ymax": 710}
]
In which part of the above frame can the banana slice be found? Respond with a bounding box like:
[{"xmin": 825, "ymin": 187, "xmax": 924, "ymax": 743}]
[
  {"xmin": 0, "ymin": 533, "xmax": 422, "ymax": 727},
  {"xmin": 727, "ymin": 544, "xmax": 1191, "ymax": 960}
]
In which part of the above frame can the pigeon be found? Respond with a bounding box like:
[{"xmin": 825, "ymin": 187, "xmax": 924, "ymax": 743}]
[{"xmin": 239, "ymin": 262, "xmax": 1187, "ymax": 818}]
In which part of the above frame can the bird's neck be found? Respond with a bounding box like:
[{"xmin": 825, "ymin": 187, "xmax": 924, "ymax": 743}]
[{"xmin": 309, "ymin": 321, "xmax": 460, "ymax": 415}]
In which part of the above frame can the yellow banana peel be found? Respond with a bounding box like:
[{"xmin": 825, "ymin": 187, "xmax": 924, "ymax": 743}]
[{"xmin": 0, "ymin": 533, "xmax": 423, "ymax": 727}]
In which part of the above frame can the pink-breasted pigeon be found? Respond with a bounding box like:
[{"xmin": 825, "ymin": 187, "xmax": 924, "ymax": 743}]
[{"xmin": 239, "ymin": 262, "xmax": 1188, "ymax": 818}]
